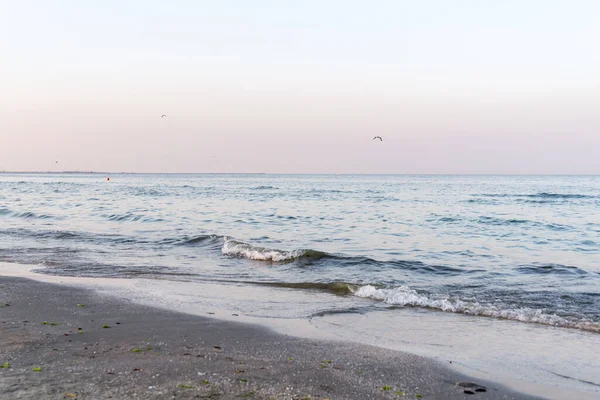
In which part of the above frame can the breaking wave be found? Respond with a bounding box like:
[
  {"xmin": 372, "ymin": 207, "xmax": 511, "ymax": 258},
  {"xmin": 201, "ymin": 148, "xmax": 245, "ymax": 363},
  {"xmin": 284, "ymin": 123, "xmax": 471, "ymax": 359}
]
[
  {"xmin": 353, "ymin": 285, "xmax": 600, "ymax": 333},
  {"xmin": 221, "ymin": 238, "xmax": 329, "ymax": 262}
]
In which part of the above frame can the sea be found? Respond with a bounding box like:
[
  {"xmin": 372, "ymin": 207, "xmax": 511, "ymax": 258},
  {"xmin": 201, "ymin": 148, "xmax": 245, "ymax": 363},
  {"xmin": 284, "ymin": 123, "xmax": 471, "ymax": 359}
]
[{"xmin": 1, "ymin": 173, "xmax": 599, "ymax": 397}]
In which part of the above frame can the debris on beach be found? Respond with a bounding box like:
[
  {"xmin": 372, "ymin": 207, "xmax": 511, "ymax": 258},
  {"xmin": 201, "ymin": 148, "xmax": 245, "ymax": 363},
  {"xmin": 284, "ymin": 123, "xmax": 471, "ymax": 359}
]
[
  {"xmin": 457, "ymin": 382, "xmax": 487, "ymax": 393},
  {"xmin": 177, "ymin": 383, "xmax": 195, "ymax": 389}
]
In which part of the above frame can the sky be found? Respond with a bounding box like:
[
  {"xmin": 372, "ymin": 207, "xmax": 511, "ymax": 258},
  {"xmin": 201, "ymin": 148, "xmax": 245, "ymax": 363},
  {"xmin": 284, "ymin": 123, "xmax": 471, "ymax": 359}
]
[{"xmin": 1, "ymin": 0, "xmax": 599, "ymax": 174}]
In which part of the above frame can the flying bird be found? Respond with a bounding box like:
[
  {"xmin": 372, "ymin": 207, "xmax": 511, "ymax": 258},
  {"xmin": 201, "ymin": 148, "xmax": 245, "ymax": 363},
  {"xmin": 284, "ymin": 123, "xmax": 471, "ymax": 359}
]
[
  {"xmin": 55, "ymin": 161, "xmax": 59, "ymax": 164},
  {"xmin": 161, "ymin": 115, "xmax": 167, "ymax": 118},
  {"xmin": 373, "ymin": 136, "xmax": 383, "ymax": 141}
]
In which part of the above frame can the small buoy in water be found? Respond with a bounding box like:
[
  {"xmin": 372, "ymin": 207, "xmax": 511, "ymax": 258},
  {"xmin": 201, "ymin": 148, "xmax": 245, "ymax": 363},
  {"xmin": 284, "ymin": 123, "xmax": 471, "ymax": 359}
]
[{"xmin": 107, "ymin": 177, "xmax": 110, "ymax": 181}]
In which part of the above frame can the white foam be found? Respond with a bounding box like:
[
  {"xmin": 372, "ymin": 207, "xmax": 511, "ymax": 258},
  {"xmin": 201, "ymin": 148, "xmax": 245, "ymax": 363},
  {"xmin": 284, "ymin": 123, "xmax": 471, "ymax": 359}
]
[
  {"xmin": 353, "ymin": 285, "xmax": 599, "ymax": 332},
  {"xmin": 221, "ymin": 238, "xmax": 303, "ymax": 262}
]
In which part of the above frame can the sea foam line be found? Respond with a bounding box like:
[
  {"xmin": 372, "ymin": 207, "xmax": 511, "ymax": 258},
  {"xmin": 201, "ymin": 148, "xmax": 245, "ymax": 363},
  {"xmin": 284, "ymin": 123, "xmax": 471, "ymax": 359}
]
[{"xmin": 353, "ymin": 285, "xmax": 600, "ymax": 333}]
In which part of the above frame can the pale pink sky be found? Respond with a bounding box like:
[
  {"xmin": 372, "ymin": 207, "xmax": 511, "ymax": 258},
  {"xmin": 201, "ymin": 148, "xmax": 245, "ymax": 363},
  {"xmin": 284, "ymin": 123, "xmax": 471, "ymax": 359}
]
[{"xmin": 1, "ymin": 1, "xmax": 599, "ymax": 174}]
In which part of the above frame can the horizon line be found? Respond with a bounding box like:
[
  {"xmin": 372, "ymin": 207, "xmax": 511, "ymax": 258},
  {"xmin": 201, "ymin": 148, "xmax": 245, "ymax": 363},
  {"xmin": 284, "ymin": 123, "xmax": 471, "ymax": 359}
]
[{"xmin": 1, "ymin": 171, "xmax": 599, "ymax": 177}]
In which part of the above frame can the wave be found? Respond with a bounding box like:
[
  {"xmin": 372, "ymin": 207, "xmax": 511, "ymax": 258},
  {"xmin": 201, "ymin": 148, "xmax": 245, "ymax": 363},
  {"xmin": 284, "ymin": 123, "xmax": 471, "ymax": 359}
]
[
  {"xmin": 219, "ymin": 238, "xmax": 469, "ymax": 276},
  {"xmin": 101, "ymin": 213, "xmax": 165, "ymax": 223},
  {"xmin": 464, "ymin": 198, "xmax": 498, "ymax": 204},
  {"xmin": 176, "ymin": 234, "xmax": 224, "ymax": 248},
  {"xmin": 221, "ymin": 238, "xmax": 329, "ymax": 262},
  {"xmin": 438, "ymin": 216, "xmax": 461, "ymax": 223},
  {"xmin": 0, "ymin": 225, "xmax": 473, "ymax": 277},
  {"xmin": 516, "ymin": 263, "xmax": 589, "ymax": 276},
  {"xmin": 476, "ymin": 216, "xmax": 571, "ymax": 230},
  {"xmin": 533, "ymin": 193, "xmax": 593, "ymax": 199},
  {"xmin": 43, "ymin": 231, "xmax": 80, "ymax": 240},
  {"xmin": 252, "ymin": 185, "xmax": 278, "ymax": 190},
  {"xmin": 0, "ymin": 228, "xmax": 169, "ymax": 248},
  {"xmin": 130, "ymin": 188, "xmax": 169, "ymax": 197},
  {"xmin": 332, "ymin": 256, "xmax": 467, "ymax": 276},
  {"xmin": 478, "ymin": 216, "xmax": 529, "ymax": 225},
  {"xmin": 475, "ymin": 193, "xmax": 595, "ymax": 200},
  {"xmin": 308, "ymin": 189, "xmax": 347, "ymax": 194},
  {"xmin": 0, "ymin": 208, "xmax": 56, "ymax": 220},
  {"xmin": 41, "ymin": 181, "xmax": 88, "ymax": 186},
  {"xmin": 353, "ymin": 285, "xmax": 600, "ymax": 333},
  {"xmin": 17, "ymin": 230, "xmax": 223, "ymax": 247},
  {"xmin": 435, "ymin": 213, "xmax": 571, "ymax": 231}
]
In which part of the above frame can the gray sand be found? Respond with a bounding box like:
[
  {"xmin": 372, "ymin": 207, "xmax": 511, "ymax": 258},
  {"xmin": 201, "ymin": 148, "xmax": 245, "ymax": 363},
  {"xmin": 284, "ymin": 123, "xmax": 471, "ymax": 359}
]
[{"xmin": 0, "ymin": 277, "xmax": 539, "ymax": 399}]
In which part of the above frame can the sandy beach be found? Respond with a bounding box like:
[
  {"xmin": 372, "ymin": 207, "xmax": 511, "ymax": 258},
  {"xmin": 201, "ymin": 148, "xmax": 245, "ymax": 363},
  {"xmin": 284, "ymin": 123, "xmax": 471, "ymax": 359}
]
[
  {"xmin": 0, "ymin": 276, "xmax": 538, "ymax": 400},
  {"xmin": 3, "ymin": 0, "xmax": 600, "ymax": 397}
]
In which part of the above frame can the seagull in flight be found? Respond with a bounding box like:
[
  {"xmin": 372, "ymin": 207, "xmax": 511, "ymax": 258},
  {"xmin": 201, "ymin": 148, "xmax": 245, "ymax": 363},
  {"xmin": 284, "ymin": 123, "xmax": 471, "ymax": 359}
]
[
  {"xmin": 373, "ymin": 136, "xmax": 383, "ymax": 141},
  {"xmin": 161, "ymin": 114, "xmax": 167, "ymax": 118}
]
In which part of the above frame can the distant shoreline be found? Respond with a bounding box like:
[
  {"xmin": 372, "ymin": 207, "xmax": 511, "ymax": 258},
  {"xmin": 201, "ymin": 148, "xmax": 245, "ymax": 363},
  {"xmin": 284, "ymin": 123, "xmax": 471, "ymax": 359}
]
[{"xmin": 0, "ymin": 171, "xmax": 111, "ymax": 174}]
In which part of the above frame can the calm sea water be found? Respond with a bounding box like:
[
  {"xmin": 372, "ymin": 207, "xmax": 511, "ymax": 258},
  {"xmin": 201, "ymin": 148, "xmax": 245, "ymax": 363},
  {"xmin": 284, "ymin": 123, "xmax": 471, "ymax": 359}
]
[{"xmin": 1, "ymin": 173, "xmax": 599, "ymax": 332}]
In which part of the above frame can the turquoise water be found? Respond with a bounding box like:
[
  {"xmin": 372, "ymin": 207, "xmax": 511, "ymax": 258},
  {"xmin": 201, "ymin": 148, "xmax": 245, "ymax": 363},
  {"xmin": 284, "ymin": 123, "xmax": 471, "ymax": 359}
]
[{"xmin": 1, "ymin": 173, "xmax": 599, "ymax": 332}]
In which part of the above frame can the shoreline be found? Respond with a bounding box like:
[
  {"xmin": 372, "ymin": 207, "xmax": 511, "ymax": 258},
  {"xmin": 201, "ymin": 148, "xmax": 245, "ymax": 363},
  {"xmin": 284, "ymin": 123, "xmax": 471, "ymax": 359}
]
[
  {"xmin": 0, "ymin": 275, "xmax": 539, "ymax": 399},
  {"xmin": 1, "ymin": 263, "xmax": 599, "ymax": 399}
]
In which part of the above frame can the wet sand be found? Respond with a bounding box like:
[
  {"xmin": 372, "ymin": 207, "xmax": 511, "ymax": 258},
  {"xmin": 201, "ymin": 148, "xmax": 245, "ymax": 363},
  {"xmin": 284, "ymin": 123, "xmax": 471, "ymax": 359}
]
[{"xmin": 0, "ymin": 276, "xmax": 538, "ymax": 399}]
